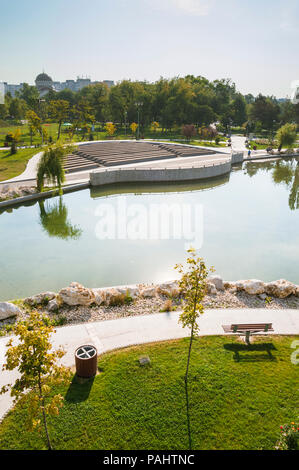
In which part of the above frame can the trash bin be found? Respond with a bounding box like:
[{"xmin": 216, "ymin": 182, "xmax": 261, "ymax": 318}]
[{"xmin": 75, "ymin": 344, "xmax": 98, "ymax": 378}]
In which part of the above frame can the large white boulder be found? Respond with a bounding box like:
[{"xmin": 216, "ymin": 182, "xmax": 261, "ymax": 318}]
[
  {"xmin": 242, "ymin": 280, "xmax": 266, "ymax": 295},
  {"xmin": 157, "ymin": 281, "xmax": 180, "ymax": 297},
  {"xmin": 91, "ymin": 288, "xmax": 107, "ymax": 306},
  {"xmin": 207, "ymin": 283, "xmax": 217, "ymax": 295},
  {"xmin": 208, "ymin": 275, "xmax": 224, "ymax": 291},
  {"xmin": 265, "ymin": 279, "xmax": 297, "ymax": 298},
  {"xmin": 115, "ymin": 285, "xmax": 139, "ymax": 298},
  {"xmin": 25, "ymin": 292, "xmax": 56, "ymax": 306},
  {"xmin": 140, "ymin": 286, "xmax": 157, "ymax": 298},
  {"xmin": 0, "ymin": 302, "xmax": 21, "ymax": 320},
  {"xmin": 59, "ymin": 282, "xmax": 95, "ymax": 306}
]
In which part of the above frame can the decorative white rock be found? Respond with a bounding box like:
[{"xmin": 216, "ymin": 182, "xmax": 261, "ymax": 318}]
[
  {"xmin": 59, "ymin": 282, "xmax": 95, "ymax": 306},
  {"xmin": 140, "ymin": 286, "xmax": 157, "ymax": 298},
  {"xmin": 208, "ymin": 275, "xmax": 224, "ymax": 291},
  {"xmin": 265, "ymin": 279, "xmax": 297, "ymax": 298},
  {"xmin": 157, "ymin": 281, "xmax": 180, "ymax": 297},
  {"xmin": 242, "ymin": 280, "xmax": 266, "ymax": 295},
  {"xmin": 91, "ymin": 288, "xmax": 107, "ymax": 306},
  {"xmin": 0, "ymin": 302, "xmax": 21, "ymax": 320},
  {"xmin": 25, "ymin": 292, "xmax": 56, "ymax": 306}
]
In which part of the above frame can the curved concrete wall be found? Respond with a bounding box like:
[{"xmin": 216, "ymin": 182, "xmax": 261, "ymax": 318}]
[{"xmin": 90, "ymin": 161, "xmax": 232, "ymax": 187}]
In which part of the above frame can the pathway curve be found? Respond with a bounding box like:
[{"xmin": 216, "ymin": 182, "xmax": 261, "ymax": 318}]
[{"xmin": 0, "ymin": 308, "xmax": 298, "ymax": 421}]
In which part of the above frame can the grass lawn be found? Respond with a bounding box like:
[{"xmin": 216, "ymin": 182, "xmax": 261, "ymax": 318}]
[
  {"xmin": 0, "ymin": 335, "xmax": 297, "ymax": 450},
  {"xmin": 0, "ymin": 148, "xmax": 39, "ymax": 182},
  {"xmin": 0, "ymin": 123, "xmax": 59, "ymax": 147}
]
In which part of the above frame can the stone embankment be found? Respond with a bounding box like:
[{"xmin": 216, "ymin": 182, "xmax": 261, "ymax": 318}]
[{"xmin": 0, "ymin": 277, "xmax": 298, "ymax": 327}]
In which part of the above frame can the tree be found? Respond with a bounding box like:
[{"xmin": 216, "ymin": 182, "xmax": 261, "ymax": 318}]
[
  {"xmin": 175, "ymin": 249, "xmax": 214, "ymax": 449},
  {"xmin": 26, "ymin": 110, "xmax": 41, "ymax": 145},
  {"xmin": 105, "ymin": 122, "xmax": 116, "ymax": 137},
  {"xmin": 10, "ymin": 128, "xmax": 21, "ymax": 154},
  {"xmin": 276, "ymin": 123, "xmax": 297, "ymax": 151},
  {"xmin": 150, "ymin": 121, "xmax": 160, "ymax": 133},
  {"xmin": 249, "ymin": 94, "xmax": 280, "ymax": 130},
  {"xmin": 37, "ymin": 143, "xmax": 74, "ymax": 191},
  {"xmin": 48, "ymin": 100, "xmax": 69, "ymax": 140},
  {"xmin": 175, "ymin": 249, "xmax": 213, "ymax": 383},
  {"xmin": 130, "ymin": 122, "xmax": 138, "ymax": 136},
  {"xmin": 0, "ymin": 311, "xmax": 71, "ymax": 450},
  {"xmin": 182, "ymin": 124, "xmax": 196, "ymax": 140},
  {"xmin": 18, "ymin": 83, "xmax": 40, "ymax": 111},
  {"xmin": 231, "ymin": 94, "xmax": 247, "ymax": 126}
]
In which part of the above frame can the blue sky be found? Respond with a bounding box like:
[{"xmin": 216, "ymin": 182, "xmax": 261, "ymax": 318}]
[{"xmin": 0, "ymin": 0, "xmax": 298, "ymax": 97}]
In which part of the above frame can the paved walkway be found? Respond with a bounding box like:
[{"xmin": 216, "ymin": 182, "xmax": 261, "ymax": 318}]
[{"xmin": 0, "ymin": 308, "xmax": 298, "ymax": 421}]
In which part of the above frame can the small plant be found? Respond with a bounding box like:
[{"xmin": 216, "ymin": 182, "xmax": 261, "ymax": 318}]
[
  {"xmin": 109, "ymin": 293, "xmax": 126, "ymax": 307},
  {"xmin": 161, "ymin": 299, "xmax": 173, "ymax": 312},
  {"xmin": 275, "ymin": 422, "xmax": 298, "ymax": 450},
  {"xmin": 265, "ymin": 296, "xmax": 272, "ymax": 305},
  {"xmin": 51, "ymin": 316, "xmax": 67, "ymax": 326},
  {"xmin": 124, "ymin": 290, "xmax": 133, "ymax": 305}
]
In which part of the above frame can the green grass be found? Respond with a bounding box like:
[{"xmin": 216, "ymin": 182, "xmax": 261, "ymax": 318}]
[
  {"xmin": 0, "ymin": 335, "xmax": 297, "ymax": 450},
  {"xmin": 0, "ymin": 123, "xmax": 59, "ymax": 147},
  {"xmin": 0, "ymin": 148, "xmax": 39, "ymax": 182}
]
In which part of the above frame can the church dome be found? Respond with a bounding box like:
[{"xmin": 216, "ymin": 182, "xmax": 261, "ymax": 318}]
[{"xmin": 35, "ymin": 72, "xmax": 52, "ymax": 83}]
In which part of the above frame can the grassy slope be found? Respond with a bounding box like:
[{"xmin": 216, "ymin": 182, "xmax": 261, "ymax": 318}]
[
  {"xmin": 0, "ymin": 335, "xmax": 297, "ymax": 450},
  {"xmin": 0, "ymin": 123, "xmax": 59, "ymax": 147},
  {"xmin": 0, "ymin": 148, "xmax": 39, "ymax": 182}
]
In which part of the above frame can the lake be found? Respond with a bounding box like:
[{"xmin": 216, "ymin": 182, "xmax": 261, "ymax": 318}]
[{"xmin": 0, "ymin": 158, "xmax": 298, "ymax": 300}]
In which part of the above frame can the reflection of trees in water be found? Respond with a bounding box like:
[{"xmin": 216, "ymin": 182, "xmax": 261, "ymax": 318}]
[
  {"xmin": 289, "ymin": 164, "xmax": 299, "ymax": 210},
  {"xmin": 272, "ymin": 160, "xmax": 294, "ymax": 186},
  {"xmin": 272, "ymin": 160, "xmax": 299, "ymax": 211},
  {"xmin": 39, "ymin": 198, "xmax": 82, "ymax": 239},
  {"xmin": 245, "ymin": 158, "xmax": 299, "ymax": 210}
]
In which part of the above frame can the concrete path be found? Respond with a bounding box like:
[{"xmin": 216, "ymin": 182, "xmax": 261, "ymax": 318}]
[
  {"xmin": 0, "ymin": 308, "xmax": 298, "ymax": 422},
  {"xmin": 1, "ymin": 150, "xmax": 43, "ymax": 183}
]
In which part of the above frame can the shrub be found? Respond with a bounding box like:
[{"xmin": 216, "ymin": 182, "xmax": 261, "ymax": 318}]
[
  {"xmin": 275, "ymin": 422, "xmax": 298, "ymax": 450},
  {"xmin": 161, "ymin": 299, "xmax": 173, "ymax": 312}
]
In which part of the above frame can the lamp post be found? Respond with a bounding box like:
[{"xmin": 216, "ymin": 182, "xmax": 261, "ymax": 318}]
[
  {"xmin": 135, "ymin": 101, "xmax": 143, "ymax": 140},
  {"xmin": 124, "ymin": 110, "xmax": 127, "ymax": 137}
]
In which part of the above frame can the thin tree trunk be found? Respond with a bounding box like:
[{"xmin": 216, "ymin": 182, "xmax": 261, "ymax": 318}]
[{"xmin": 185, "ymin": 324, "xmax": 194, "ymax": 383}]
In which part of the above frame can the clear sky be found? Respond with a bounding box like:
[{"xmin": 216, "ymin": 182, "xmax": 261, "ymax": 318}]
[{"xmin": 0, "ymin": 0, "xmax": 298, "ymax": 97}]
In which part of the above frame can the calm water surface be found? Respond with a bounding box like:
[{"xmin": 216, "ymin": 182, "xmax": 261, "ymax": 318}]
[{"xmin": 0, "ymin": 158, "xmax": 298, "ymax": 300}]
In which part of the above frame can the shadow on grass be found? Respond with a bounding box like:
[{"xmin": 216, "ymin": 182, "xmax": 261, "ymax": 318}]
[
  {"xmin": 65, "ymin": 374, "xmax": 95, "ymax": 403},
  {"xmin": 224, "ymin": 343, "xmax": 277, "ymax": 362}
]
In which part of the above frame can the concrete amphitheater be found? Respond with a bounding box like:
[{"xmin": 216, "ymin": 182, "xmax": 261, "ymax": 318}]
[{"xmin": 62, "ymin": 141, "xmax": 221, "ymax": 173}]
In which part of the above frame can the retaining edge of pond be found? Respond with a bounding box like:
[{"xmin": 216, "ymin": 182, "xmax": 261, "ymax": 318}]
[
  {"xmin": 90, "ymin": 160, "xmax": 232, "ymax": 187},
  {"xmin": 0, "ymin": 182, "xmax": 90, "ymax": 210}
]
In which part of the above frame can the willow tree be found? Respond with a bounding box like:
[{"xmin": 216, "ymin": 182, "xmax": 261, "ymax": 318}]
[
  {"xmin": 37, "ymin": 144, "xmax": 74, "ymax": 191},
  {"xmin": 276, "ymin": 123, "xmax": 297, "ymax": 152}
]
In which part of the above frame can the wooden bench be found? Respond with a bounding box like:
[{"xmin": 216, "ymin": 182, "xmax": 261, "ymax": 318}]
[{"xmin": 222, "ymin": 323, "xmax": 274, "ymax": 344}]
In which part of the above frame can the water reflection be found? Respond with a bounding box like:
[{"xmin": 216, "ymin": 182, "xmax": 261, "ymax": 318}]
[
  {"xmin": 38, "ymin": 197, "xmax": 82, "ymax": 240},
  {"xmin": 89, "ymin": 173, "xmax": 231, "ymax": 199},
  {"xmin": 245, "ymin": 158, "xmax": 299, "ymax": 210}
]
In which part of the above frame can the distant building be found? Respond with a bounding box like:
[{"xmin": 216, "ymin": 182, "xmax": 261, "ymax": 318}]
[
  {"xmin": 35, "ymin": 72, "xmax": 54, "ymax": 97},
  {"xmin": 3, "ymin": 73, "xmax": 114, "ymax": 98},
  {"xmin": 3, "ymin": 83, "xmax": 24, "ymax": 97}
]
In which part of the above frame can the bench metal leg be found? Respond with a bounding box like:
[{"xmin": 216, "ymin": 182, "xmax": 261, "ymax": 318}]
[{"xmin": 245, "ymin": 331, "xmax": 251, "ymax": 345}]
